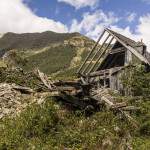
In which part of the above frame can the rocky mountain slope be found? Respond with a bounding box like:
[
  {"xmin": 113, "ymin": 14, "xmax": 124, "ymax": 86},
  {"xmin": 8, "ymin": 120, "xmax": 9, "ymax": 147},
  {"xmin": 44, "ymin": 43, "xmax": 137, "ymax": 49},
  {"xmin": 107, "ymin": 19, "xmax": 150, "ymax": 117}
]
[{"xmin": 0, "ymin": 31, "xmax": 95, "ymax": 74}]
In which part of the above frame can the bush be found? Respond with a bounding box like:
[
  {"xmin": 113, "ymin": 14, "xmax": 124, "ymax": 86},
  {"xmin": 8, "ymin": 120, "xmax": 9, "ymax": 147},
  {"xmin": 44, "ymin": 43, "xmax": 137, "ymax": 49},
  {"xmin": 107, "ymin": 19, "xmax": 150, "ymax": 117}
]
[
  {"xmin": 121, "ymin": 65, "xmax": 150, "ymax": 96},
  {"xmin": 140, "ymin": 121, "xmax": 150, "ymax": 136},
  {"xmin": 0, "ymin": 99, "xmax": 59, "ymax": 149}
]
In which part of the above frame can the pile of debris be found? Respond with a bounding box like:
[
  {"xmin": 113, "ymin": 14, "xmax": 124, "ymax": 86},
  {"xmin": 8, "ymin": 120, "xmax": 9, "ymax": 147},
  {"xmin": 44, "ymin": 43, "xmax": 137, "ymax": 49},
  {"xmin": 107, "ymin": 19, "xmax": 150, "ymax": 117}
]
[
  {"xmin": 0, "ymin": 83, "xmax": 49, "ymax": 119},
  {"xmin": 0, "ymin": 67, "xmax": 63, "ymax": 119},
  {"xmin": 0, "ymin": 67, "xmax": 139, "ymax": 127},
  {"xmin": 0, "ymin": 67, "xmax": 46, "ymax": 91},
  {"xmin": 91, "ymin": 88, "xmax": 139, "ymax": 127}
]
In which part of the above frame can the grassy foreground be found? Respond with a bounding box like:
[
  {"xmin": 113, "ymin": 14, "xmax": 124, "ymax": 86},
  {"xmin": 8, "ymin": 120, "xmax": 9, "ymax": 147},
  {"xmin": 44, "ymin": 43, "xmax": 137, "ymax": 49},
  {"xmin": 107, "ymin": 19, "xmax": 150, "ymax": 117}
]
[
  {"xmin": 0, "ymin": 96, "xmax": 150, "ymax": 150},
  {"xmin": 0, "ymin": 66, "xmax": 150, "ymax": 150}
]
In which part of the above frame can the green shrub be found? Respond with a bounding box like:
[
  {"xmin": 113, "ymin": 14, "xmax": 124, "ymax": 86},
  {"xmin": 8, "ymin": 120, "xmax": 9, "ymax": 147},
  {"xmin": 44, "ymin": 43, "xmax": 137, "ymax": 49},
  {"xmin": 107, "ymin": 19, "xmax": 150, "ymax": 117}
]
[
  {"xmin": 0, "ymin": 99, "xmax": 59, "ymax": 149},
  {"xmin": 121, "ymin": 65, "xmax": 150, "ymax": 96},
  {"xmin": 0, "ymin": 86, "xmax": 150, "ymax": 149},
  {"xmin": 140, "ymin": 121, "xmax": 150, "ymax": 136}
]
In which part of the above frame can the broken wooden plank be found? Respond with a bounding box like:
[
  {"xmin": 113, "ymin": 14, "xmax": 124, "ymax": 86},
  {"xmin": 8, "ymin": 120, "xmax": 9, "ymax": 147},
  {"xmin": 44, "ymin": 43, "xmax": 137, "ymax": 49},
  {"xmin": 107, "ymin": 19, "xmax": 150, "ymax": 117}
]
[
  {"xmin": 88, "ymin": 69, "xmax": 110, "ymax": 77},
  {"xmin": 109, "ymin": 47, "xmax": 126, "ymax": 54},
  {"xmin": 58, "ymin": 86, "xmax": 77, "ymax": 91},
  {"xmin": 12, "ymin": 85, "xmax": 34, "ymax": 94},
  {"xmin": 36, "ymin": 69, "xmax": 56, "ymax": 91},
  {"xmin": 55, "ymin": 80, "xmax": 80, "ymax": 85},
  {"xmin": 122, "ymin": 106, "xmax": 140, "ymax": 111},
  {"xmin": 111, "ymin": 102, "xmax": 127, "ymax": 109}
]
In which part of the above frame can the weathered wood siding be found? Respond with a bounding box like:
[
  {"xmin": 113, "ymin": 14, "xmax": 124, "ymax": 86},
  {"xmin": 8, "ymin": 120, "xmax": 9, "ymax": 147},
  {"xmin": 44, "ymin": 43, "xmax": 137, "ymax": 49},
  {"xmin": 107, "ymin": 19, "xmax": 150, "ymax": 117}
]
[{"xmin": 110, "ymin": 71, "xmax": 123, "ymax": 92}]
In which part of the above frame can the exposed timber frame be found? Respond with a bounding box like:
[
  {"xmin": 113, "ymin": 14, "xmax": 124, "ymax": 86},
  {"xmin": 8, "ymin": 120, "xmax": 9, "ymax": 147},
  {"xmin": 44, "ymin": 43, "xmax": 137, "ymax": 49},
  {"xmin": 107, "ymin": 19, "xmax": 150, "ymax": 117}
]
[
  {"xmin": 77, "ymin": 30, "xmax": 106, "ymax": 74},
  {"xmin": 105, "ymin": 28, "xmax": 150, "ymax": 66},
  {"xmin": 78, "ymin": 28, "xmax": 150, "ymax": 80}
]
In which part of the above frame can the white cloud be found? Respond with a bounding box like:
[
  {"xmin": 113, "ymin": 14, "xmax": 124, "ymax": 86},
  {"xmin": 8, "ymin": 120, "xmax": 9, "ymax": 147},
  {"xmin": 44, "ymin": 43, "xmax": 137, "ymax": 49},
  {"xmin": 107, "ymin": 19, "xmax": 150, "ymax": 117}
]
[
  {"xmin": 0, "ymin": 0, "xmax": 68, "ymax": 34},
  {"xmin": 126, "ymin": 13, "xmax": 136, "ymax": 22},
  {"xmin": 137, "ymin": 14, "xmax": 150, "ymax": 51},
  {"xmin": 69, "ymin": 9, "xmax": 150, "ymax": 52},
  {"xmin": 110, "ymin": 14, "xmax": 150, "ymax": 52},
  {"xmin": 70, "ymin": 10, "xmax": 119, "ymax": 40},
  {"xmin": 57, "ymin": 0, "xmax": 98, "ymax": 9}
]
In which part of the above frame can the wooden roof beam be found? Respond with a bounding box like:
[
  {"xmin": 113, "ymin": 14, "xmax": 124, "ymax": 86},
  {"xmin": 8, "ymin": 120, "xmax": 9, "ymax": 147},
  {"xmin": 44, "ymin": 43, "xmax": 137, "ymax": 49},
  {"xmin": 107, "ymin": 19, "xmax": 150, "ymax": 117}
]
[
  {"xmin": 77, "ymin": 30, "xmax": 106, "ymax": 74},
  {"xmin": 106, "ymin": 28, "xmax": 150, "ymax": 66},
  {"xmin": 109, "ymin": 47, "xmax": 126, "ymax": 54},
  {"xmin": 87, "ymin": 36, "xmax": 114, "ymax": 74},
  {"xmin": 81, "ymin": 32, "xmax": 110, "ymax": 75}
]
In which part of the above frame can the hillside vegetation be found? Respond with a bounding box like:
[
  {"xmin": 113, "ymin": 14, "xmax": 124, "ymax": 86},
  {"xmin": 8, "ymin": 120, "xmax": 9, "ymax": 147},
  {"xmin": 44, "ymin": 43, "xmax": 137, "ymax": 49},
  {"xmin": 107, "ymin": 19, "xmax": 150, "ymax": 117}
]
[
  {"xmin": 0, "ymin": 31, "xmax": 80, "ymax": 50},
  {"xmin": 0, "ymin": 31, "xmax": 94, "ymax": 74}
]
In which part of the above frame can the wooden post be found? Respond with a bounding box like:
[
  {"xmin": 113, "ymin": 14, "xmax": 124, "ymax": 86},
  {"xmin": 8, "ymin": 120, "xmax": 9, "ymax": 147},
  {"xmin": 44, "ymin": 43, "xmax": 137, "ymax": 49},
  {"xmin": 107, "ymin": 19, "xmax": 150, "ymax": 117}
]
[
  {"xmin": 108, "ymin": 69, "xmax": 111, "ymax": 88},
  {"xmin": 104, "ymin": 72, "xmax": 106, "ymax": 88}
]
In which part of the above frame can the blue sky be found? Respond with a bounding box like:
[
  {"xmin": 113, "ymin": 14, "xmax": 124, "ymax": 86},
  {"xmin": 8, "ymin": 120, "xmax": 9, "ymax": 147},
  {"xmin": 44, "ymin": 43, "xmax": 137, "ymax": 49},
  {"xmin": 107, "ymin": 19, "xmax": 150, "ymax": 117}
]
[
  {"xmin": 0, "ymin": 0, "xmax": 150, "ymax": 50},
  {"xmin": 26, "ymin": 0, "xmax": 149, "ymax": 25},
  {"xmin": 26, "ymin": 0, "xmax": 150, "ymax": 30}
]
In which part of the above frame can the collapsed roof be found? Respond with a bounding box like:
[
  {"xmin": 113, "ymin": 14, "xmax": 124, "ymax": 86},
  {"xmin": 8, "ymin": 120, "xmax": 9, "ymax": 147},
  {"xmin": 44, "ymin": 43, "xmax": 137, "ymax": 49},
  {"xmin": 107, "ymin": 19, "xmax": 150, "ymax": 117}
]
[{"xmin": 78, "ymin": 28, "xmax": 150, "ymax": 76}]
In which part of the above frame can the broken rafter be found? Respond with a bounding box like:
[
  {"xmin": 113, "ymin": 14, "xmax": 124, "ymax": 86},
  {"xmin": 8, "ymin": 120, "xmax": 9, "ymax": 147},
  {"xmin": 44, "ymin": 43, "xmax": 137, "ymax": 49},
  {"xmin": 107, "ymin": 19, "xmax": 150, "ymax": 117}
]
[
  {"xmin": 121, "ymin": 106, "xmax": 140, "ymax": 111},
  {"xmin": 81, "ymin": 33, "xmax": 110, "ymax": 75},
  {"xmin": 87, "ymin": 36, "xmax": 114, "ymax": 74},
  {"xmin": 111, "ymin": 102, "xmax": 127, "ymax": 109},
  {"xmin": 77, "ymin": 30, "xmax": 106, "ymax": 74},
  {"xmin": 88, "ymin": 69, "xmax": 110, "ymax": 78},
  {"xmin": 12, "ymin": 85, "xmax": 34, "ymax": 94}
]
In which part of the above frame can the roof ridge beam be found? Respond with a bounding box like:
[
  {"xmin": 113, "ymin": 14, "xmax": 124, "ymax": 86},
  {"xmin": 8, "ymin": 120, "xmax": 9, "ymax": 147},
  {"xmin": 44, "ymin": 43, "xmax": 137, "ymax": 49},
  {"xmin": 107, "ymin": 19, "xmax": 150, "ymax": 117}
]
[{"xmin": 106, "ymin": 28, "xmax": 150, "ymax": 65}]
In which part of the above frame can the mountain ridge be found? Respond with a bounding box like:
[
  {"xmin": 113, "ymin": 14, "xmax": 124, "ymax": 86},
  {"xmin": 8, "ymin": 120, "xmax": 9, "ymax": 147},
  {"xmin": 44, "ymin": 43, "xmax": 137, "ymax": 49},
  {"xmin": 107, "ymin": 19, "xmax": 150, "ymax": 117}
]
[
  {"xmin": 0, "ymin": 31, "xmax": 82, "ymax": 50},
  {"xmin": 0, "ymin": 31, "xmax": 95, "ymax": 74}
]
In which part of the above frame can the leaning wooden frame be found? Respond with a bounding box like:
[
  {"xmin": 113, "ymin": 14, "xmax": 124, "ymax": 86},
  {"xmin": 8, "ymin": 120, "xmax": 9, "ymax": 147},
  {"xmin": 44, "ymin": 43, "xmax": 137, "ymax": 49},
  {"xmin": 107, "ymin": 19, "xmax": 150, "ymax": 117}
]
[{"xmin": 77, "ymin": 28, "xmax": 150, "ymax": 92}]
